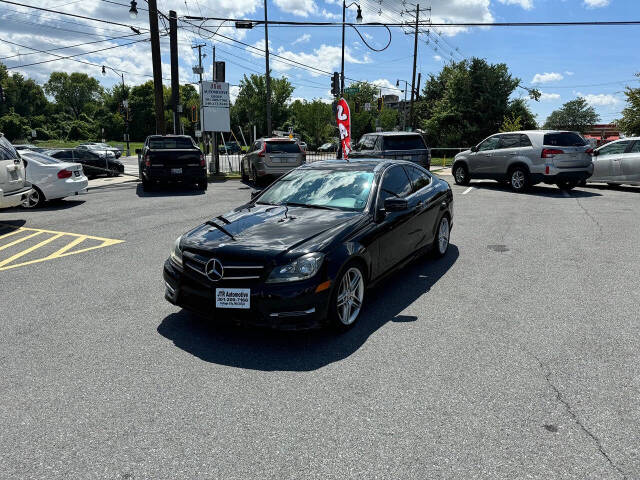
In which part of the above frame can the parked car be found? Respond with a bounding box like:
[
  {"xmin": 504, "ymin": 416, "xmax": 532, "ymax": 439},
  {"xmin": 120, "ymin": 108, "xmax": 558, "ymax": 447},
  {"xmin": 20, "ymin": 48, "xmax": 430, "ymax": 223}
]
[
  {"xmin": 77, "ymin": 144, "xmax": 116, "ymax": 159},
  {"xmin": 318, "ymin": 142, "xmax": 338, "ymax": 152},
  {"xmin": 585, "ymin": 137, "xmax": 640, "ymax": 187},
  {"xmin": 0, "ymin": 134, "xmax": 32, "ymax": 209},
  {"xmin": 137, "ymin": 135, "xmax": 207, "ymax": 191},
  {"xmin": 89, "ymin": 142, "xmax": 123, "ymax": 158},
  {"xmin": 219, "ymin": 141, "xmax": 242, "ymax": 154},
  {"xmin": 20, "ymin": 151, "xmax": 88, "ymax": 208},
  {"xmin": 163, "ymin": 159, "xmax": 453, "ymax": 330},
  {"xmin": 240, "ymin": 137, "xmax": 305, "ymax": 185},
  {"xmin": 14, "ymin": 144, "xmax": 46, "ymax": 153},
  {"xmin": 349, "ymin": 131, "xmax": 431, "ymax": 169},
  {"xmin": 45, "ymin": 149, "xmax": 124, "ymax": 178},
  {"xmin": 452, "ymin": 130, "xmax": 594, "ymax": 192}
]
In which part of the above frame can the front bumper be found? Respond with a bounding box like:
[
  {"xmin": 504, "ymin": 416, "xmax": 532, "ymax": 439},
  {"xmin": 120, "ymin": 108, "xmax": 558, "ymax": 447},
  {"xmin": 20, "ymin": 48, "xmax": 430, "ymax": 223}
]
[
  {"xmin": 163, "ymin": 259, "xmax": 332, "ymax": 330},
  {"xmin": 0, "ymin": 185, "xmax": 32, "ymax": 208}
]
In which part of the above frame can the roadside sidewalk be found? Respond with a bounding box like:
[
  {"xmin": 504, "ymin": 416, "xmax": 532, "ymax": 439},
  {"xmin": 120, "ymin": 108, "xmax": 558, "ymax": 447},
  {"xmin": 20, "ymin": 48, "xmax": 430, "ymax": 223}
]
[
  {"xmin": 431, "ymin": 167, "xmax": 452, "ymax": 177},
  {"xmin": 87, "ymin": 175, "xmax": 138, "ymax": 190}
]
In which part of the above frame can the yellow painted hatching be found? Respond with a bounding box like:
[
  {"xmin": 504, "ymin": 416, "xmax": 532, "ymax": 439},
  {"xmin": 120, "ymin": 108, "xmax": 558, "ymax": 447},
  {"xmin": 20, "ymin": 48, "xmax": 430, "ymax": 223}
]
[{"xmin": 0, "ymin": 225, "xmax": 123, "ymax": 272}]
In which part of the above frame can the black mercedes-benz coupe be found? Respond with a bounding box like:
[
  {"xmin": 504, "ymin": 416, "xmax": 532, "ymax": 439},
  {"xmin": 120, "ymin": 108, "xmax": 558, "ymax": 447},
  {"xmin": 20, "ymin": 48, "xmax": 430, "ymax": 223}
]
[{"xmin": 163, "ymin": 159, "xmax": 454, "ymax": 330}]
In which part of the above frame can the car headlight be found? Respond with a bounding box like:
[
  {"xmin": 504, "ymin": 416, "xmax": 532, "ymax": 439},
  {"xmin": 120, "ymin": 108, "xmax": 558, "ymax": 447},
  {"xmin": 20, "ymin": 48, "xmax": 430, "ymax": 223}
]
[
  {"xmin": 170, "ymin": 235, "xmax": 183, "ymax": 267},
  {"xmin": 266, "ymin": 253, "xmax": 324, "ymax": 283}
]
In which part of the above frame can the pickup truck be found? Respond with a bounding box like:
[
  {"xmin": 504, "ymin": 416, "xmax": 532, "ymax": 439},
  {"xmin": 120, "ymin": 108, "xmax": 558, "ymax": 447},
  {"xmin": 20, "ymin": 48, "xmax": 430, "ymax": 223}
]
[
  {"xmin": 137, "ymin": 135, "xmax": 207, "ymax": 191},
  {"xmin": 0, "ymin": 133, "xmax": 33, "ymax": 209}
]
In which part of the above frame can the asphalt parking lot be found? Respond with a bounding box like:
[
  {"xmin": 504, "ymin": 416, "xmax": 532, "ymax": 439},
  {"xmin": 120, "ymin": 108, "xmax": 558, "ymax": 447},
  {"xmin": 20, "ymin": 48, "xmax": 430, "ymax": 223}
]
[{"xmin": 1, "ymin": 175, "xmax": 639, "ymax": 479}]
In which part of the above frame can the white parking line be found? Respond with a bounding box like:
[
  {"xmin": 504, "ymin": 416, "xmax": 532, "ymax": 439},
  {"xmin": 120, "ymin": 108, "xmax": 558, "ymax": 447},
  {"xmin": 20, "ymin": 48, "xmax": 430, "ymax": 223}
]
[{"xmin": 462, "ymin": 187, "xmax": 475, "ymax": 195}]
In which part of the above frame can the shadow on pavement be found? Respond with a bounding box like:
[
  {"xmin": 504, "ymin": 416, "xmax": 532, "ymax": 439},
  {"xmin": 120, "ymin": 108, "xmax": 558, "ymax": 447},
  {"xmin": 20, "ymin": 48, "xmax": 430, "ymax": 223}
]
[
  {"xmin": 135, "ymin": 184, "xmax": 205, "ymax": 198},
  {"xmin": 157, "ymin": 245, "xmax": 459, "ymax": 371},
  {"xmin": 0, "ymin": 219, "xmax": 27, "ymax": 233},
  {"xmin": 469, "ymin": 181, "xmax": 602, "ymax": 198}
]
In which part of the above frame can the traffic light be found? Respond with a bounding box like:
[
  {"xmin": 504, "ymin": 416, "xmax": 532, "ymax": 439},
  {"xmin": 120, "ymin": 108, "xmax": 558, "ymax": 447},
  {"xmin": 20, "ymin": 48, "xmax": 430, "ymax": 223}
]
[
  {"xmin": 354, "ymin": 101, "xmax": 360, "ymax": 113},
  {"xmin": 377, "ymin": 97, "xmax": 383, "ymax": 112},
  {"xmin": 190, "ymin": 105, "xmax": 198, "ymax": 123},
  {"xmin": 331, "ymin": 72, "xmax": 340, "ymax": 96}
]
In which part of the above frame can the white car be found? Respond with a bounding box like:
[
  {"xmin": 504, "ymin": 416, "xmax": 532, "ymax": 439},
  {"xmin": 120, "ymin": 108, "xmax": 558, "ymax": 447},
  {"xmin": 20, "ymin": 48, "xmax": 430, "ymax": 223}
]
[
  {"xmin": 587, "ymin": 137, "xmax": 640, "ymax": 186},
  {"xmin": 0, "ymin": 134, "xmax": 32, "ymax": 209},
  {"xmin": 77, "ymin": 144, "xmax": 116, "ymax": 158},
  {"xmin": 20, "ymin": 151, "xmax": 88, "ymax": 208}
]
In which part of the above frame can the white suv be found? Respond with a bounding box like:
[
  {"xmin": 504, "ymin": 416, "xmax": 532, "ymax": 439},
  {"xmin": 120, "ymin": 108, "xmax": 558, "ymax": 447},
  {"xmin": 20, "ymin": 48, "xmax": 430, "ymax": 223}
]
[{"xmin": 0, "ymin": 133, "xmax": 32, "ymax": 208}]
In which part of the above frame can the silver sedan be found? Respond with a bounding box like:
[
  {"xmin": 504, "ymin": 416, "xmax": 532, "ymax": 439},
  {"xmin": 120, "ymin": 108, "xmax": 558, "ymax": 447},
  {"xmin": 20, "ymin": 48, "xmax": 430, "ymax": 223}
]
[{"xmin": 587, "ymin": 137, "xmax": 640, "ymax": 186}]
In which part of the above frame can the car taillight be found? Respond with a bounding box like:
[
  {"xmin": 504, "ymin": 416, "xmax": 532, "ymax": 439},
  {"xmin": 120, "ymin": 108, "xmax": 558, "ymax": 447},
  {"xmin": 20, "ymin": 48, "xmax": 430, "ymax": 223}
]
[
  {"xmin": 144, "ymin": 154, "xmax": 150, "ymax": 166},
  {"xmin": 200, "ymin": 154, "xmax": 205, "ymax": 167},
  {"xmin": 585, "ymin": 148, "xmax": 594, "ymax": 155},
  {"xmin": 541, "ymin": 148, "xmax": 564, "ymax": 158},
  {"xmin": 57, "ymin": 169, "xmax": 72, "ymax": 179},
  {"xmin": 258, "ymin": 144, "xmax": 266, "ymax": 157}
]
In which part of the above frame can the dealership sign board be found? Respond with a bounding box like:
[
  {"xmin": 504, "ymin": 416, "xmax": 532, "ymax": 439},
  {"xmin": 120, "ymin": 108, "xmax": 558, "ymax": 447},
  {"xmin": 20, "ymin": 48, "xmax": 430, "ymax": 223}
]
[
  {"xmin": 200, "ymin": 81, "xmax": 230, "ymax": 132},
  {"xmin": 336, "ymin": 97, "xmax": 351, "ymax": 159}
]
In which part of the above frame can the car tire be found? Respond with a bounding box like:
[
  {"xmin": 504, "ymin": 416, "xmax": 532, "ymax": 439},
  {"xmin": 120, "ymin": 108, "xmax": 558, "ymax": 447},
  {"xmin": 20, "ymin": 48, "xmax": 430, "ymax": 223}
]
[
  {"xmin": 453, "ymin": 164, "xmax": 470, "ymax": 186},
  {"xmin": 557, "ymin": 180, "xmax": 577, "ymax": 191},
  {"xmin": 432, "ymin": 215, "xmax": 451, "ymax": 258},
  {"xmin": 578, "ymin": 179, "xmax": 587, "ymax": 187},
  {"xmin": 329, "ymin": 262, "xmax": 366, "ymax": 331},
  {"xmin": 197, "ymin": 181, "xmax": 208, "ymax": 191},
  {"xmin": 509, "ymin": 166, "xmax": 529, "ymax": 193},
  {"xmin": 23, "ymin": 186, "xmax": 45, "ymax": 208},
  {"xmin": 252, "ymin": 167, "xmax": 262, "ymax": 187}
]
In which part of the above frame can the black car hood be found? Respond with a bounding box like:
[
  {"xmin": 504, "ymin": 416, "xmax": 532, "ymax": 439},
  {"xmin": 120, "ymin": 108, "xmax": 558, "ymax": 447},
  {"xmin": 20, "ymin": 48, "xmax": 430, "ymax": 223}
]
[{"xmin": 182, "ymin": 204, "xmax": 363, "ymax": 260}]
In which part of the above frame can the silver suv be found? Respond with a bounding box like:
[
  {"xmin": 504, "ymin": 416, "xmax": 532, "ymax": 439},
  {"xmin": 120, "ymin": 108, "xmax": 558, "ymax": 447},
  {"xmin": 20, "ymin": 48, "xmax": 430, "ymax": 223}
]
[
  {"xmin": 0, "ymin": 134, "xmax": 32, "ymax": 209},
  {"xmin": 241, "ymin": 137, "xmax": 305, "ymax": 186},
  {"xmin": 452, "ymin": 130, "xmax": 594, "ymax": 192}
]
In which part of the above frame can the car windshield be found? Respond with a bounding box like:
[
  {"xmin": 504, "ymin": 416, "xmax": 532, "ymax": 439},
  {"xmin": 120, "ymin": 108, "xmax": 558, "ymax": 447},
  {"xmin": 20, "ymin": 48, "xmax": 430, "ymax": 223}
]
[
  {"xmin": 543, "ymin": 132, "xmax": 587, "ymax": 147},
  {"xmin": 257, "ymin": 168, "xmax": 375, "ymax": 211},
  {"xmin": 266, "ymin": 141, "xmax": 299, "ymax": 154},
  {"xmin": 22, "ymin": 152, "xmax": 62, "ymax": 165},
  {"xmin": 384, "ymin": 135, "xmax": 426, "ymax": 150},
  {"xmin": 148, "ymin": 137, "xmax": 195, "ymax": 149}
]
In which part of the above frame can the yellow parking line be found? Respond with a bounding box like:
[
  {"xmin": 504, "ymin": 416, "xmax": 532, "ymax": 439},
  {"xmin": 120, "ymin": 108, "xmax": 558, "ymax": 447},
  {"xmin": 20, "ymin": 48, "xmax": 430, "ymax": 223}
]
[
  {"xmin": 0, "ymin": 229, "xmax": 26, "ymax": 241},
  {"xmin": 47, "ymin": 235, "xmax": 87, "ymax": 258},
  {"xmin": 0, "ymin": 231, "xmax": 43, "ymax": 251},
  {"xmin": 0, "ymin": 233, "xmax": 64, "ymax": 268}
]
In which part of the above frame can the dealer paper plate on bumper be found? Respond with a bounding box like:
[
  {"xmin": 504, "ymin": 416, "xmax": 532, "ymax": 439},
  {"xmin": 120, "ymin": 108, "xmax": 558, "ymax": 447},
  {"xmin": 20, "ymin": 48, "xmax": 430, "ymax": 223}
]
[{"xmin": 216, "ymin": 288, "xmax": 250, "ymax": 309}]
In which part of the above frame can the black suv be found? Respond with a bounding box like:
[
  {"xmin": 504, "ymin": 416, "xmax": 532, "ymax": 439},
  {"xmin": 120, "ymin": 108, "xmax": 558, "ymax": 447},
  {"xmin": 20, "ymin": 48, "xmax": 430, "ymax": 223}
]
[{"xmin": 349, "ymin": 131, "xmax": 431, "ymax": 169}]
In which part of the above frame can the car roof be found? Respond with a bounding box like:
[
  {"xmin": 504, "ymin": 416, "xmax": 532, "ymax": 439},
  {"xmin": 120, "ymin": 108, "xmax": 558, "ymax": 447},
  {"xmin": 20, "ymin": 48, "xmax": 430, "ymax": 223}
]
[
  {"xmin": 300, "ymin": 158, "xmax": 419, "ymax": 172},
  {"xmin": 362, "ymin": 131, "xmax": 423, "ymax": 137}
]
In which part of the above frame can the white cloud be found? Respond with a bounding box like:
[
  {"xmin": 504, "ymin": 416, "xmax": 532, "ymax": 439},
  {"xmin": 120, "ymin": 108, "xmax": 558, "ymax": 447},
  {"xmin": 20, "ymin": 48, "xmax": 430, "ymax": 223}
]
[
  {"xmin": 230, "ymin": 86, "xmax": 240, "ymax": 103},
  {"xmin": 578, "ymin": 93, "xmax": 620, "ymax": 106},
  {"xmin": 565, "ymin": 71, "xmax": 575, "ymax": 76},
  {"xmin": 321, "ymin": 8, "xmax": 342, "ymax": 20},
  {"xmin": 273, "ymin": 0, "xmax": 317, "ymax": 17},
  {"xmin": 539, "ymin": 92, "xmax": 561, "ymax": 102},
  {"xmin": 498, "ymin": 0, "xmax": 534, "ymax": 10},
  {"xmin": 583, "ymin": 0, "xmax": 610, "ymax": 8},
  {"xmin": 371, "ymin": 79, "xmax": 398, "ymax": 96},
  {"xmin": 532, "ymin": 72, "xmax": 564, "ymax": 84},
  {"xmin": 292, "ymin": 34, "xmax": 311, "ymax": 45},
  {"xmin": 433, "ymin": 55, "xmax": 442, "ymax": 61}
]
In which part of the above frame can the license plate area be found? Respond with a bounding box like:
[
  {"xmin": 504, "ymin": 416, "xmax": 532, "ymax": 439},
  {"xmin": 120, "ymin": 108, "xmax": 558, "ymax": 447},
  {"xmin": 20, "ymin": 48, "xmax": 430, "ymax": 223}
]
[
  {"xmin": 74, "ymin": 170, "xmax": 81, "ymax": 177},
  {"xmin": 171, "ymin": 168, "xmax": 183, "ymax": 174},
  {"xmin": 216, "ymin": 288, "xmax": 250, "ymax": 309},
  {"xmin": 8, "ymin": 169, "xmax": 19, "ymax": 181}
]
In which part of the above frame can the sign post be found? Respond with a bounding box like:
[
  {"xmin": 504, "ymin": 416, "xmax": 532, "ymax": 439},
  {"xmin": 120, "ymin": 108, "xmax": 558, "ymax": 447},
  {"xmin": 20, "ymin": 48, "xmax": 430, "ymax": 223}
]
[
  {"xmin": 336, "ymin": 97, "xmax": 351, "ymax": 160},
  {"xmin": 200, "ymin": 81, "xmax": 231, "ymax": 174}
]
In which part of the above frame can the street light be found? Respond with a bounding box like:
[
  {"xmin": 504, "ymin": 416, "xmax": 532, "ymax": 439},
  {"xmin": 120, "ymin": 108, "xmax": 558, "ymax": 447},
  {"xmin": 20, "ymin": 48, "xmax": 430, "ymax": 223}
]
[
  {"xmin": 396, "ymin": 79, "xmax": 412, "ymax": 131},
  {"xmin": 355, "ymin": 5, "xmax": 363, "ymax": 24},
  {"xmin": 340, "ymin": 1, "xmax": 361, "ymax": 95},
  {"xmin": 129, "ymin": 0, "xmax": 138, "ymax": 19},
  {"xmin": 101, "ymin": 65, "xmax": 131, "ymax": 157}
]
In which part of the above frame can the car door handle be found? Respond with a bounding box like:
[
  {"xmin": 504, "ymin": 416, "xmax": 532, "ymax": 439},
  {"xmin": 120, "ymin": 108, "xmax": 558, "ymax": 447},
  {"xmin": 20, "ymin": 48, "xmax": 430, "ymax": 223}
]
[{"xmin": 509, "ymin": 152, "xmax": 518, "ymax": 156}]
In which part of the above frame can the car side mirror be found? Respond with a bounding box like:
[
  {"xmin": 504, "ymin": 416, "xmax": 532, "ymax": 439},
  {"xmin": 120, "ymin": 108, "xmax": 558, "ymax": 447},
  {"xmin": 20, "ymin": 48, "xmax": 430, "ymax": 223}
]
[
  {"xmin": 135, "ymin": 148, "xmax": 141, "ymax": 155},
  {"xmin": 384, "ymin": 196, "xmax": 408, "ymax": 212},
  {"xmin": 470, "ymin": 145, "xmax": 478, "ymax": 152}
]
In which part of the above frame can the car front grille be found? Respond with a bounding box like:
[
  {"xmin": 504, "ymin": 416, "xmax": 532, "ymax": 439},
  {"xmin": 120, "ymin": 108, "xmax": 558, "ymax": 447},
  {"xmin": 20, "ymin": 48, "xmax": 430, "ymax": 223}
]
[{"xmin": 183, "ymin": 250, "xmax": 265, "ymax": 282}]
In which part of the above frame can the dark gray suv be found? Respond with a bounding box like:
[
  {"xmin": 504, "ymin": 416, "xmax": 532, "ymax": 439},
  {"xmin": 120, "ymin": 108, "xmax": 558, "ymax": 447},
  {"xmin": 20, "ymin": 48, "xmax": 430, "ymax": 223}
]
[
  {"xmin": 452, "ymin": 130, "xmax": 593, "ymax": 192},
  {"xmin": 349, "ymin": 131, "xmax": 431, "ymax": 169}
]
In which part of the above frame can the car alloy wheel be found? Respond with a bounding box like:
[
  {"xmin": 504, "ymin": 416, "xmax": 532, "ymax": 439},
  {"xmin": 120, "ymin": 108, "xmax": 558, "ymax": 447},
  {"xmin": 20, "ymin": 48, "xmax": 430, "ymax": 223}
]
[
  {"xmin": 23, "ymin": 188, "xmax": 42, "ymax": 208},
  {"xmin": 453, "ymin": 165, "xmax": 469, "ymax": 186},
  {"xmin": 336, "ymin": 266, "xmax": 365, "ymax": 327},
  {"xmin": 510, "ymin": 168, "xmax": 528, "ymax": 192},
  {"xmin": 437, "ymin": 216, "xmax": 450, "ymax": 256}
]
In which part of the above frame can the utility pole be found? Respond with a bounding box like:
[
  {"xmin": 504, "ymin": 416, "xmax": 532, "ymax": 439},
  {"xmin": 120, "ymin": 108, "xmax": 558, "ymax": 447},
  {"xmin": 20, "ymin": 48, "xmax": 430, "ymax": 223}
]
[
  {"xmin": 341, "ymin": 0, "xmax": 346, "ymax": 94},
  {"xmin": 169, "ymin": 10, "xmax": 180, "ymax": 135},
  {"xmin": 409, "ymin": 3, "xmax": 420, "ymax": 131},
  {"xmin": 264, "ymin": 0, "xmax": 272, "ymax": 136},
  {"xmin": 193, "ymin": 43, "xmax": 205, "ymax": 152},
  {"xmin": 121, "ymin": 73, "xmax": 130, "ymax": 156},
  {"xmin": 147, "ymin": 0, "xmax": 165, "ymax": 134},
  {"xmin": 212, "ymin": 44, "xmax": 219, "ymax": 174}
]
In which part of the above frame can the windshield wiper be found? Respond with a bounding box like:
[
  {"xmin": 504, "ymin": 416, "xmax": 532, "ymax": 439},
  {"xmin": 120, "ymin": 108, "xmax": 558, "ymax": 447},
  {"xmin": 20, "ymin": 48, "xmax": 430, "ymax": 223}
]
[
  {"xmin": 205, "ymin": 220, "xmax": 236, "ymax": 240},
  {"xmin": 281, "ymin": 202, "xmax": 339, "ymax": 211}
]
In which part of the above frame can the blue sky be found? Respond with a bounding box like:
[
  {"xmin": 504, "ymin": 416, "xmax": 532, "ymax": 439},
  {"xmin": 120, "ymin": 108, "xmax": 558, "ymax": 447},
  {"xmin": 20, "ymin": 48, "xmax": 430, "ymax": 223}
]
[{"xmin": 0, "ymin": 0, "xmax": 637, "ymax": 126}]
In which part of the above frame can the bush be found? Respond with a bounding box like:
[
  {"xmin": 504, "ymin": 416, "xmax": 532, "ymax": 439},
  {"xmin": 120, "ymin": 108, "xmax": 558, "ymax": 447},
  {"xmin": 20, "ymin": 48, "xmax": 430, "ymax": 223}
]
[
  {"xmin": 0, "ymin": 112, "xmax": 30, "ymax": 142},
  {"xmin": 66, "ymin": 120, "xmax": 93, "ymax": 140}
]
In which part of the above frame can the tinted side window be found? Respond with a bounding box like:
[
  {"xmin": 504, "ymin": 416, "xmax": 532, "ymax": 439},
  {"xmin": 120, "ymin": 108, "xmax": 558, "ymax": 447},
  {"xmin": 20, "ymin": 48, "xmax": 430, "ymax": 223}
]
[
  {"xmin": 500, "ymin": 134, "xmax": 521, "ymax": 149},
  {"xmin": 0, "ymin": 136, "xmax": 18, "ymax": 160},
  {"xmin": 520, "ymin": 134, "xmax": 532, "ymax": 147},
  {"xmin": 630, "ymin": 141, "xmax": 640, "ymax": 153},
  {"xmin": 374, "ymin": 136, "xmax": 383, "ymax": 151},
  {"xmin": 383, "ymin": 135, "xmax": 426, "ymax": 150},
  {"xmin": 543, "ymin": 132, "xmax": 587, "ymax": 147},
  {"xmin": 598, "ymin": 140, "xmax": 631, "ymax": 156},
  {"xmin": 404, "ymin": 165, "xmax": 431, "ymax": 193},
  {"xmin": 357, "ymin": 135, "xmax": 376, "ymax": 151},
  {"xmin": 478, "ymin": 136, "xmax": 501, "ymax": 151},
  {"xmin": 379, "ymin": 166, "xmax": 412, "ymax": 203}
]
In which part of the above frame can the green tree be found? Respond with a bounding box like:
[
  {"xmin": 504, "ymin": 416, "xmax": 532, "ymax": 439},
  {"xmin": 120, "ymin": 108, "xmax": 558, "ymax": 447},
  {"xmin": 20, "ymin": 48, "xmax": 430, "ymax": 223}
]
[
  {"xmin": 415, "ymin": 58, "xmax": 522, "ymax": 147},
  {"xmin": 290, "ymin": 99, "xmax": 334, "ymax": 149},
  {"xmin": 618, "ymin": 76, "xmax": 640, "ymax": 135},
  {"xmin": 231, "ymin": 73, "xmax": 294, "ymax": 138},
  {"xmin": 378, "ymin": 108, "xmax": 398, "ymax": 131},
  {"xmin": 44, "ymin": 72, "xmax": 103, "ymax": 119},
  {"xmin": 543, "ymin": 98, "xmax": 599, "ymax": 133},
  {"xmin": 0, "ymin": 111, "xmax": 30, "ymax": 141}
]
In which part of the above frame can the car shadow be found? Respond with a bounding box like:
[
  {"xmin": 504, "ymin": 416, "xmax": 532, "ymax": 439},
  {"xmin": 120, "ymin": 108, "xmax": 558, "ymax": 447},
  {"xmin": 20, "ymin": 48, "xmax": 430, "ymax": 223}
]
[
  {"xmin": 0, "ymin": 219, "xmax": 27, "ymax": 234},
  {"xmin": 157, "ymin": 245, "xmax": 459, "ymax": 371},
  {"xmin": 469, "ymin": 181, "xmax": 602, "ymax": 198},
  {"xmin": 26, "ymin": 199, "xmax": 86, "ymax": 210},
  {"xmin": 584, "ymin": 183, "xmax": 640, "ymax": 193},
  {"xmin": 135, "ymin": 184, "xmax": 206, "ymax": 197}
]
